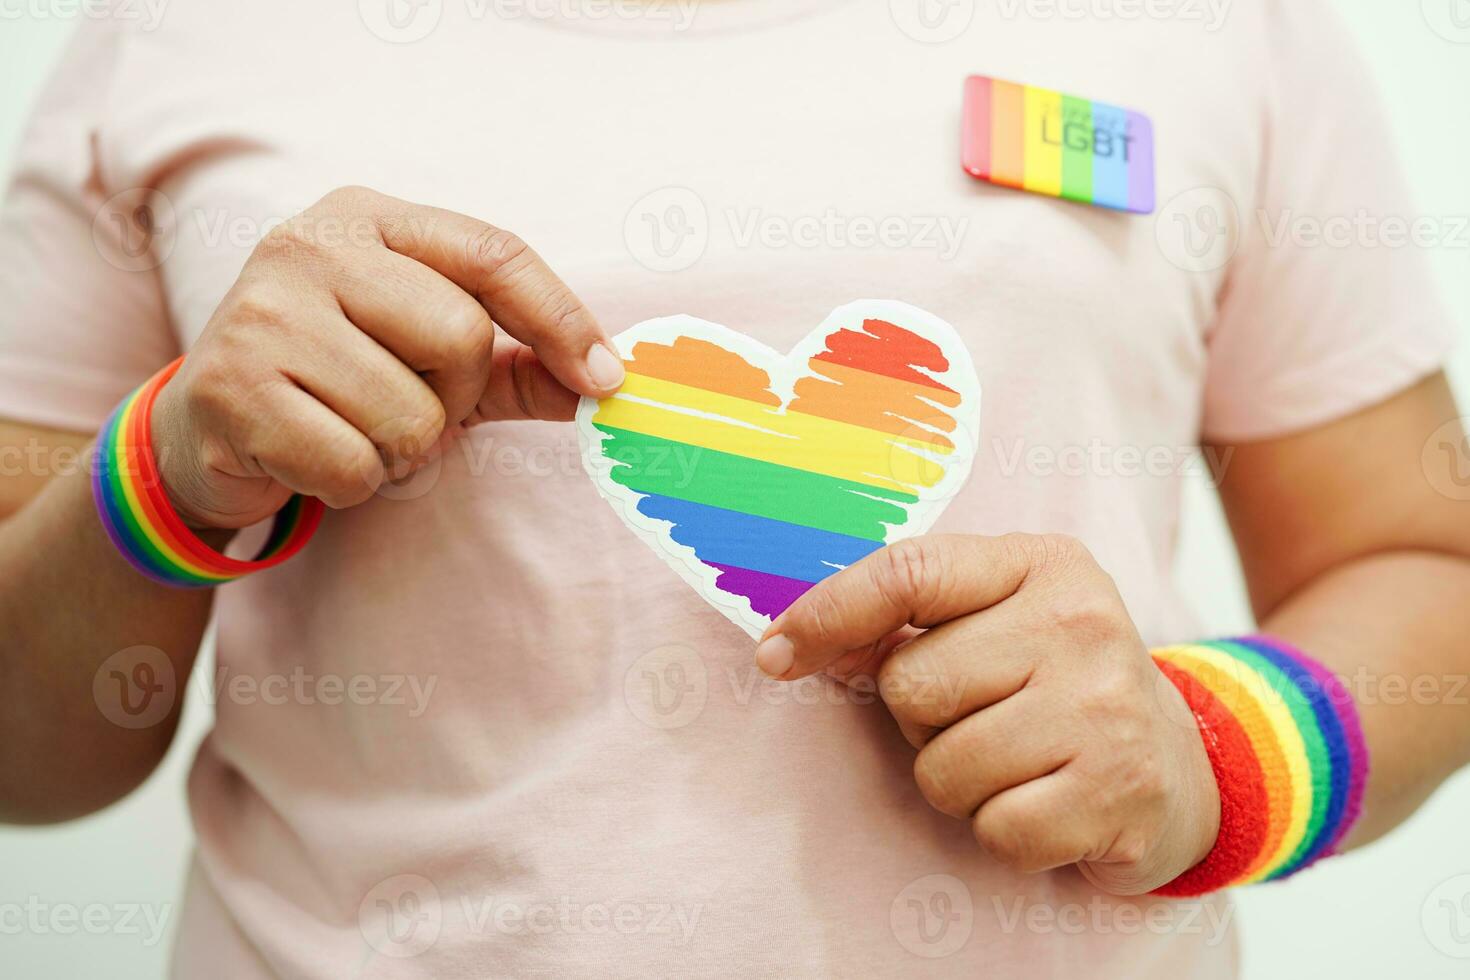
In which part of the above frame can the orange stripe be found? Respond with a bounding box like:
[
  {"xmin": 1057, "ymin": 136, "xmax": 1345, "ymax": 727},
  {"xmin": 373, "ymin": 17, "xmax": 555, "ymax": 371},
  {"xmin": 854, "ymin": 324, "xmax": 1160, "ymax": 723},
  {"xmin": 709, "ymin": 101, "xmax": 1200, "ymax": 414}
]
[
  {"xmin": 625, "ymin": 337, "xmax": 781, "ymax": 406},
  {"xmin": 790, "ymin": 360, "xmax": 958, "ymax": 448},
  {"xmin": 990, "ymin": 80, "xmax": 1026, "ymax": 189}
]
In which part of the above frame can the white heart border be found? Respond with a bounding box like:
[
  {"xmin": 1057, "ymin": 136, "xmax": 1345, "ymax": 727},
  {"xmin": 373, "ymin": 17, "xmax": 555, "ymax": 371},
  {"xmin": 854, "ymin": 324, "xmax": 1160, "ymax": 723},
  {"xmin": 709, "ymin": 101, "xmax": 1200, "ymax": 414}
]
[{"xmin": 577, "ymin": 299, "xmax": 983, "ymax": 640}]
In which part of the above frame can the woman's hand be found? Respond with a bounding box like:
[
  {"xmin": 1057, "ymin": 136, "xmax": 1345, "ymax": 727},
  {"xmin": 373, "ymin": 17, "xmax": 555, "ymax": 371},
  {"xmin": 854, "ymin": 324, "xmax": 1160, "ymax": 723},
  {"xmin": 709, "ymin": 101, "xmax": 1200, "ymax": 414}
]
[
  {"xmin": 755, "ymin": 532, "xmax": 1221, "ymax": 896},
  {"xmin": 152, "ymin": 186, "xmax": 625, "ymax": 529}
]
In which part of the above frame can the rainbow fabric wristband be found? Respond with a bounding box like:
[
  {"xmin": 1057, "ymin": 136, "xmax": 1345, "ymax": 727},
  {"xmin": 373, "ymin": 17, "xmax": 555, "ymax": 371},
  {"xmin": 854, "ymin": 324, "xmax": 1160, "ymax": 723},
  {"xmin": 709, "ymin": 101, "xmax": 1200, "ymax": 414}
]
[
  {"xmin": 1150, "ymin": 637, "xmax": 1369, "ymax": 896},
  {"xmin": 92, "ymin": 357, "xmax": 324, "ymax": 588}
]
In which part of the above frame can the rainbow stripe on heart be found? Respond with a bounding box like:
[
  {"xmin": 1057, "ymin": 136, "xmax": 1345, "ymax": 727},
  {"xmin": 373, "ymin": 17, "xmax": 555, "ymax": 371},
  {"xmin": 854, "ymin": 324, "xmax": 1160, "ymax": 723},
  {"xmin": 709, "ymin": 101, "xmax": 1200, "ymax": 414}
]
[{"xmin": 591, "ymin": 319, "xmax": 964, "ymax": 620}]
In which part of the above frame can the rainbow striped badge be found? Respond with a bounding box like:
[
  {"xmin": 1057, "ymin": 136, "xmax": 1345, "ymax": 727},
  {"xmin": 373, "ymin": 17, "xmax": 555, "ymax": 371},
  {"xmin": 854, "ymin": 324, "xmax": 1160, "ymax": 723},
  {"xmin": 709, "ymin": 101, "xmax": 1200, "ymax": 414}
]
[
  {"xmin": 577, "ymin": 301, "xmax": 981, "ymax": 639},
  {"xmin": 962, "ymin": 74, "xmax": 1155, "ymax": 214}
]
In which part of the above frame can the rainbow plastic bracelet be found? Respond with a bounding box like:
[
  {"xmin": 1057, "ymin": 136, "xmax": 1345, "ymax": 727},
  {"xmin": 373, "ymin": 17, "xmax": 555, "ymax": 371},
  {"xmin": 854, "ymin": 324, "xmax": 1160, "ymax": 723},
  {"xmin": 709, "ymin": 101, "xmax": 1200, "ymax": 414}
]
[
  {"xmin": 92, "ymin": 357, "xmax": 324, "ymax": 587},
  {"xmin": 1151, "ymin": 637, "xmax": 1369, "ymax": 896}
]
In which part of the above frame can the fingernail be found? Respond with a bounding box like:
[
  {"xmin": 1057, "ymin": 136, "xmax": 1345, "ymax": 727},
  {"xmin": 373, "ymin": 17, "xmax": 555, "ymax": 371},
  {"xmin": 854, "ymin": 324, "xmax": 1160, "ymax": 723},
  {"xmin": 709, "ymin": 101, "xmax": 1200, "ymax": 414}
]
[
  {"xmin": 585, "ymin": 343, "xmax": 625, "ymax": 392},
  {"xmin": 755, "ymin": 635, "xmax": 795, "ymax": 678}
]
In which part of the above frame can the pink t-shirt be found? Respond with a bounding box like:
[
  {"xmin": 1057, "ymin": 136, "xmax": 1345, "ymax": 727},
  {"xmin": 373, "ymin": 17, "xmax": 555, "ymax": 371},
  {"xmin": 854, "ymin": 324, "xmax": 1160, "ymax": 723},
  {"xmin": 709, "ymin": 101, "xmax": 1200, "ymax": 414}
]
[{"xmin": 0, "ymin": 1, "xmax": 1453, "ymax": 976}]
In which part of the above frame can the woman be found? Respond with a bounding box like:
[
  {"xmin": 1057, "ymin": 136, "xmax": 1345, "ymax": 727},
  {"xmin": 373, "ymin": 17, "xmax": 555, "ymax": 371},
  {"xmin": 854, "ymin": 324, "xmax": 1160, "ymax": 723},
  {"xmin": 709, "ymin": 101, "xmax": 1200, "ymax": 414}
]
[{"xmin": 1, "ymin": 0, "xmax": 1467, "ymax": 976}]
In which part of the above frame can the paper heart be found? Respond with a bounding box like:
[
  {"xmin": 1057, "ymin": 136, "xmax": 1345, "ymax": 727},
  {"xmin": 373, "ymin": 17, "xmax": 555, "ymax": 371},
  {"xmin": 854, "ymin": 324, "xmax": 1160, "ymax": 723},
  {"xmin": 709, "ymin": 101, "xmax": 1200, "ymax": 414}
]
[{"xmin": 577, "ymin": 300, "xmax": 981, "ymax": 639}]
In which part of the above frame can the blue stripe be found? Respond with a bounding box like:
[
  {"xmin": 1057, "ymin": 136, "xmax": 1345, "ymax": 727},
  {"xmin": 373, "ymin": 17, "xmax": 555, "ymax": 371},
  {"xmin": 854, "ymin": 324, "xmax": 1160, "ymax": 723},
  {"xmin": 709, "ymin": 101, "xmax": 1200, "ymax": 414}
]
[
  {"xmin": 1089, "ymin": 102, "xmax": 1131, "ymax": 211},
  {"xmin": 633, "ymin": 494, "xmax": 883, "ymax": 583},
  {"xmin": 1227, "ymin": 637, "xmax": 1351, "ymax": 878}
]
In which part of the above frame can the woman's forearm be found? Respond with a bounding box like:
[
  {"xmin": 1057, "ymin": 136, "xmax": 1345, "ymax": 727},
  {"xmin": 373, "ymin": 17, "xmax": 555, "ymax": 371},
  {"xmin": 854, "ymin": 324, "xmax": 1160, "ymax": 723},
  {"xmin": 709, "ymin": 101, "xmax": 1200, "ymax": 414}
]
[
  {"xmin": 1261, "ymin": 548, "xmax": 1470, "ymax": 849},
  {"xmin": 0, "ymin": 446, "xmax": 213, "ymax": 823}
]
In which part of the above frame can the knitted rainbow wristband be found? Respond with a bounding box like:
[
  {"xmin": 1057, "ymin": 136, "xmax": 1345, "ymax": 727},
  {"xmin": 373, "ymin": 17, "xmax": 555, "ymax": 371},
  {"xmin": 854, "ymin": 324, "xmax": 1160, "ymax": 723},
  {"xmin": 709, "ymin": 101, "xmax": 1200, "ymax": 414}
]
[
  {"xmin": 92, "ymin": 357, "xmax": 324, "ymax": 588},
  {"xmin": 1151, "ymin": 637, "xmax": 1369, "ymax": 896}
]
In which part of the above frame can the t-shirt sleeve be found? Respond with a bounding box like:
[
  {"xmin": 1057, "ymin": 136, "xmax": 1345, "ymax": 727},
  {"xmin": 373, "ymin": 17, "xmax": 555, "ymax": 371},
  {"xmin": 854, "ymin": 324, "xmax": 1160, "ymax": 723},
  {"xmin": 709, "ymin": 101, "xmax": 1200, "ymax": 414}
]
[
  {"xmin": 0, "ymin": 19, "xmax": 179, "ymax": 434},
  {"xmin": 1201, "ymin": 0, "xmax": 1457, "ymax": 443}
]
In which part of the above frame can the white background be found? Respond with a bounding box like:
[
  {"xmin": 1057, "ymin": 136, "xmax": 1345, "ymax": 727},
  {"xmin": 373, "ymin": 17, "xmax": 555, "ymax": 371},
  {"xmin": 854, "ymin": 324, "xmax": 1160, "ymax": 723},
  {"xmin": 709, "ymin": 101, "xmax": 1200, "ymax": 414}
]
[{"xmin": 2, "ymin": 2, "xmax": 1469, "ymax": 977}]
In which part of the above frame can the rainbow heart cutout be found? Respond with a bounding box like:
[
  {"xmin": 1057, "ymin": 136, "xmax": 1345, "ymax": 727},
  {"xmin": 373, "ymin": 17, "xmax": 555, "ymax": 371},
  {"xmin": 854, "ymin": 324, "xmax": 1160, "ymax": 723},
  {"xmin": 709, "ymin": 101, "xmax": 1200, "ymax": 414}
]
[{"xmin": 577, "ymin": 300, "xmax": 982, "ymax": 639}]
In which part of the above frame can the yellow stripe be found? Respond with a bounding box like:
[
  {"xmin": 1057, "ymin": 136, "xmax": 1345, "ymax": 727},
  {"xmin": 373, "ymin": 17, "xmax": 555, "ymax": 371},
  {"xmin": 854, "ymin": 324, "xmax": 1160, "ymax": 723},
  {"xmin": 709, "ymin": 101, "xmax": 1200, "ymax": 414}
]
[
  {"xmin": 1162, "ymin": 644, "xmax": 1314, "ymax": 881},
  {"xmin": 112, "ymin": 394, "xmax": 227, "ymax": 580},
  {"xmin": 1023, "ymin": 86, "xmax": 1063, "ymax": 196},
  {"xmin": 592, "ymin": 373, "xmax": 953, "ymax": 496}
]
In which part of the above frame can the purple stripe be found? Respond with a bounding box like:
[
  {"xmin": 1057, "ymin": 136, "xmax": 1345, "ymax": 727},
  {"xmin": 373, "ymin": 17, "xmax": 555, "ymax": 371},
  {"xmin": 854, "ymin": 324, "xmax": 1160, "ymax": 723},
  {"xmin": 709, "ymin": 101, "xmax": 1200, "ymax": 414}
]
[
  {"xmin": 1245, "ymin": 634, "xmax": 1370, "ymax": 855},
  {"xmin": 1126, "ymin": 111, "xmax": 1155, "ymax": 214},
  {"xmin": 707, "ymin": 563, "xmax": 816, "ymax": 619}
]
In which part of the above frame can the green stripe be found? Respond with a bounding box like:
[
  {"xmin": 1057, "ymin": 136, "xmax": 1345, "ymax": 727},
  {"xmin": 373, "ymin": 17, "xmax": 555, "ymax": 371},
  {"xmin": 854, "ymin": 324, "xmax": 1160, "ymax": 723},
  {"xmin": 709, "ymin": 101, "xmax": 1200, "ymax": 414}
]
[
  {"xmin": 1059, "ymin": 96, "xmax": 1094, "ymax": 204},
  {"xmin": 256, "ymin": 495, "xmax": 304, "ymax": 559},
  {"xmin": 1208, "ymin": 640, "xmax": 1331, "ymax": 869},
  {"xmin": 595, "ymin": 425, "xmax": 916, "ymax": 541}
]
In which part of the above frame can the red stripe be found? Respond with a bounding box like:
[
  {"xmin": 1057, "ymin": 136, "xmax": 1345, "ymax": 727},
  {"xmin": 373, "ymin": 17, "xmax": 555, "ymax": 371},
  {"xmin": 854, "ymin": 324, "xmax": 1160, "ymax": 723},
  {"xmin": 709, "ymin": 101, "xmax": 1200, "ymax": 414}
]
[
  {"xmin": 123, "ymin": 363, "xmax": 237, "ymax": 574},
  {"xmin": 961, "ymin": 75, "xmax": 993, "ymax": 179},
  {"xmin": 126, "ymin": 358, "xmax": 319, "ymax": 576},
  {"xmin": 1152, "ymin": 658, "xmax": 1271, "ymax": 896},
  {"xmin": 812, "ymin": 320, "xmax": 957, "ymax": 392}
]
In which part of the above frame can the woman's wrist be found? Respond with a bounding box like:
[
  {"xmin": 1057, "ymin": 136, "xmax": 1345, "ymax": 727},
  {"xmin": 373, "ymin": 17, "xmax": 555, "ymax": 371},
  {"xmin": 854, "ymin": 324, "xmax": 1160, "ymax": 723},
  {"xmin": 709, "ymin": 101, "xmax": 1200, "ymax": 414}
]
[
  {"xmin": 1149, "ymin": 636, "xmax": 1369, "ymax": 897},
  {"xmin": 92, "ymin": 357, "xmax": 323, "ymax": 587}
]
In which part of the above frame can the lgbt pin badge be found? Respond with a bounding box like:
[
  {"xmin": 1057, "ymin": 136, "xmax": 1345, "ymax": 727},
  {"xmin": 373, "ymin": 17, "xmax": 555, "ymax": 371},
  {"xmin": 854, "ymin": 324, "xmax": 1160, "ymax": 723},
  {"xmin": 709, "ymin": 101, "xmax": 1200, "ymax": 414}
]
[{"xmin": 962, "ymin": 75, "xmax": 1155, "ymax": 215}]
